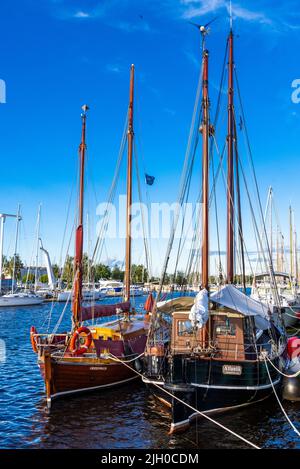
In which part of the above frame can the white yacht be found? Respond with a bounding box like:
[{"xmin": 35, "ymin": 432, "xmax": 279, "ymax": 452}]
[
  {"xmin": 0, "ymin": 292, "xmax": 43, "ymax": 307},
  {"xmin": 56, "ymin": 289, "xmax": 103, "ymax": 302},
  {"xmin": 98, "ymin": 280, "xmax": 124, "ymax": 297},
  {"xmin": 251, "ymin": 272, "xmax": 300, "ymax": 327}
]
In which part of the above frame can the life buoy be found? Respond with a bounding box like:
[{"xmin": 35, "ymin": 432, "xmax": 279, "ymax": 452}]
[
  {"xmin": 69, "ymin": 326, "xmax": 92, "ymax": 355},
  {"xmin": 30, "ymin": 326, "xmax": 38, "ymax": 353},
  {"xmin": 287, "ymin": 337, "xmax": 300, "ymax": 360}
]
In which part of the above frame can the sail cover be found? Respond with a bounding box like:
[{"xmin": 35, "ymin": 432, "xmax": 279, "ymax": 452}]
[
  {"xmin": 189, "ymin": 288, "xmax": 209, "ymax": 329},
  {"xmin": 210, "ymin": 284, "xmax": 270, "ymax": 330},
  {"xmin": 80, "ymin": 301, "xmax": 130, "ymax": 322}
]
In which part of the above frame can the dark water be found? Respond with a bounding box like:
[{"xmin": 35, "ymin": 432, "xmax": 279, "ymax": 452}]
[{"xmin": 0, "ymin": 294, "xmax": 300, "ymax": 449}]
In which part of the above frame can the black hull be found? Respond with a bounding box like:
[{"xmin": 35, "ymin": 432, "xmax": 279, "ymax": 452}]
[{"xmin": 144, "ymin": 356, "xmax": 281, "ymax": 433}]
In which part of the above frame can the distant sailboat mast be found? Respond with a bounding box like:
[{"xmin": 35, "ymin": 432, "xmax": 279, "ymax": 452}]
[
  {"xmin": 73, "ymin": 105, "xmax": 89, "ymax": 329},
  {"xmin": 289, "ymin": 205, "xmax": 294, "ymax": 279},
  {"xmin": 34, "ymin": 204, "xmax": 42, "ymax": 292},
  {"xmin": 0, "ymin": 212, "xmax": 21, "ymax": 293},
  {"xmin": 12, "ymin": 205, "xmax": 21, "ymax": 293}
]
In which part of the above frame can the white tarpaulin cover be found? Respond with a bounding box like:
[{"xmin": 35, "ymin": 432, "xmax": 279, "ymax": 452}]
[
  {"xmin": 210, "ymin": 284, "xmax": 271, "ymax": 330},
  {"xmin": 189, "ymin": 288, "xmax": 209, "ymax": 329}
]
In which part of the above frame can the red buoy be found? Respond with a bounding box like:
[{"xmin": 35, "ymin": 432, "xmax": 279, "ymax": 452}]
[{"xmin": 287, "ymin": 337, "xmax": 300, "ymax": 359}]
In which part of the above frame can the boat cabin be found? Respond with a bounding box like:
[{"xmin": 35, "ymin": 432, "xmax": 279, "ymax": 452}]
[{"xmin": 170, "ymin": 309, "xmax": 248, "ymax": 361}]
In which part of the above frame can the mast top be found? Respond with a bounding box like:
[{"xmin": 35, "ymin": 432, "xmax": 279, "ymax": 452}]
[
  {"xmin": 81, "ymin": 104, "xmax": 89, "ymax": 115},
  {"xmin": 229, "ymin": 0, "xmax": 233, "ymax": 31}
]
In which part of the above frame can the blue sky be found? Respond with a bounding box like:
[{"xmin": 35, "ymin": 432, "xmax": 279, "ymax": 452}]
[{"xmin": 0, "ymin": 0, "xmax": 300, "ymax": 275}]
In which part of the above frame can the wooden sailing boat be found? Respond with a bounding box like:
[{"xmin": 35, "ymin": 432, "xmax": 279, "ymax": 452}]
[
  {"xmin": 31, "ymin": 65, "xmax": 149, "ymax": 408},
  {"xmin": 143, "ymin": 24, "xmax": 284, "ymax": 433}
]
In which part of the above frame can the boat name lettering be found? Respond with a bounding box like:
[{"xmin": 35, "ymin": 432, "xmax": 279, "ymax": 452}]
[
  {"xmin": 89, "ymin": 367, "xmax": 107, "ymax": 371},
  {"xmin": 222, "ymin": 365, "xmax": 242, "ymax": 375}
]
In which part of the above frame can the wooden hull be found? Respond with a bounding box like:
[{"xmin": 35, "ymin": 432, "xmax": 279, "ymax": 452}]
[{"xmin": 40, "ymin": 357, "xmax": 138, "ymax": 407}]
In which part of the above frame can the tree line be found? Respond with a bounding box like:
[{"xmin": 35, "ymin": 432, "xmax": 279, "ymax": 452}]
[
  {"xmin": 1, "ymin": 254, "xmax": 254, "ymax": 287},
  {"xmin": 1, "ymin": 254, "xmax": 151, "ymax": 287}
]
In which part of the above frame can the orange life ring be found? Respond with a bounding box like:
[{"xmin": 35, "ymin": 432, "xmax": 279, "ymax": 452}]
[
  {"xmin": 69, "ymin": 326, "xmax": 92, "ymax": 355},
  {"xmin": 30, "ymin": 326, "xmax": 38, "ymax": 353}
]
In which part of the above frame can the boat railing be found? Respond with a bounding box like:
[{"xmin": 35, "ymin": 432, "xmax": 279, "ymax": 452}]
[{"xmin": 209, "ymin": 339, "xmax": 275, "ymax": 361}]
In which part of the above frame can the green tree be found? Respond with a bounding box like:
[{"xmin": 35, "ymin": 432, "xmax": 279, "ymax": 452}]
[
  {"xmin": 52, "ymin": 263, "xmax": 60, "ymax": 279},
  {"xmin": 94, "ymin": 263, "xmax": 111, "ymax": 282},
  {"xmin": 23, "ymin": 273, "xmax": 35, "ymax": 284},
  {"xmin": 174, "ymin": 271, "xmax": 187, "ymax": 286},
  {"xmin": 39, "ymin": 274, "xmax": 49, "ymax": 284},
  {"xmin": 62, "ymin": 255, "xmax": 74, "ymax": 288},
  {"xmin": 111, "ymin": 266, "xmax": 124, "ymax": 281},
  {"xmin": 131, "ymin": 264, "xmax": 148, "ymax": 283},
  {"xmin": 4, "ymin": 255, "xmax": 23, "ymax": 280}
]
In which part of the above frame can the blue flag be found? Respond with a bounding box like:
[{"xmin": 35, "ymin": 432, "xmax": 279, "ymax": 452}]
[{"xmin": 145, "ymin": 174, "xmax": 155, "ymax": 186}]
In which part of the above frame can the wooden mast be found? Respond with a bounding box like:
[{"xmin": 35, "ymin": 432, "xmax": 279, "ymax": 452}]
[
  {"xmin": 72, "ymin": 104, "xmax": 88, "ymax": 328},
  {"xmin": 124, "ymin": 65, "xmax": 134, "ymax": 302},
  {"xmin": 233, "ymin": 120, "xmax": 246, "ymax": 291},
  {"xmin": 201, "ymin": 48, "xmax": 210, "ymax": 290},
  {"xmin": 226, "ymin": 29, "xmax": 234, "ymax": 283}
]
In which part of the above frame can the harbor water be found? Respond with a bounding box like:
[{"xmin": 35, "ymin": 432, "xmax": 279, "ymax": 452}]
[{"xmin": 0, "ymin": 295, "xmax": 300, "ymax": 449}]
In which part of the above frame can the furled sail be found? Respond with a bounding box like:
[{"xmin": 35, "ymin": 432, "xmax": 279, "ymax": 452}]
[
  {"xmin": 189, "ymin": 288, "xmax": 209, "ymax": 329},
  {"xmin": 79, "ymin": 301, "xmax": 130, "ymax": 322}
]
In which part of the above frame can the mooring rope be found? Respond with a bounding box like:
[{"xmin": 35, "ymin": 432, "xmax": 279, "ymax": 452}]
[
  {"xmin": 108, "ymin": 352, "xmax": 144, "ymax": 364},
  {"xmin": 108, "ymin": 353, "xmax": 260, "ymax": 449},
  {"xmin": 264, "ymin": 354, "xmax": 300, "ymax": 379},
  {"xmin": 263, "ymin": 355, "xmax": 300, "ymax": 438}
]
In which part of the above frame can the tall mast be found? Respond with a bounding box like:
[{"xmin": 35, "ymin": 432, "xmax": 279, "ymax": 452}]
[
  {"xmin": 276, "ymin": 225, "xmax": 280, "ymax": 272},
  {"xmin": 233, "ymin": 120, "xmax": 245, "ymax": 291},
  {"xmin": 72, "ymin": 104, "xmax": 88, "ymax": 328},
  {"xmin": 294, "ymin": 229, "xmax": 298, "ymax": 283},
  {"xmin": 12, "ymin": 205, "xmax": 21, "ymax": 293},
  {"xmin": 270, "ymin": 188, "xmax": 273, "ymax": 268},
  {"xmin": 86, "ymin": 212, "xmax": 90, "ymax": 286},
  {"xmin": 201, "ymin": 47, "xmax": 210, "ymax": 290},
  {"xmin": 226, "ymin": 28, "xmax": 234, "ymax": 283},
  {"xmin": 34, "ymin": 204, "xmax": 41, "ymax": 292},
  {"xmin": 124, "ymin": 65, "xmax": 134, "ymax": 302},
  {"xmin": 290, "ymin": 205, "xmax": 294, "ymax": 279},
  {"xmin": 281, "ymin": 233, "xmax": 285, "ymax": 272},
  {"xmin": 0, "ymin": 213, "xmax": 20, "ymax": 293}
]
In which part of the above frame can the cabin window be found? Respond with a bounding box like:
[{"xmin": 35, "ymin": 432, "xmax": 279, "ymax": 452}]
[
  {"xmin": 214, "ymin": 318, "xmax": 236, "ymax": 336},
  {"xmin": 177, "ymin": 320, "xmax": 193, "ymax": 336}
]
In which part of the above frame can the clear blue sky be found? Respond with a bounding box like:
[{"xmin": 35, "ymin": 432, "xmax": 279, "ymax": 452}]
[{"xmin": 0, "ymin": 0, "xmax": 299, "ymax": 275}]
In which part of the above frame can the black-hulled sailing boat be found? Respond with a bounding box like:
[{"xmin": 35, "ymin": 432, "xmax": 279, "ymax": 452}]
[
  {"xmin": 142, "ymin": 25, "xmax": 285, "ymax": 433},
  {"xmin": 31, "ymin": 66, "xmax": 148, "ymax": 408}
]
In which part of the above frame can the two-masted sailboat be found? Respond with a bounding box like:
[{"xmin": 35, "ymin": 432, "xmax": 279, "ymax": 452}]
[
  {"xmin": 31, "ymin": 65, "xmax": 149, "ymax": 408},
  {"xmin": 142, "ymin": 24, "xmax": 285, "ymax": 433}
]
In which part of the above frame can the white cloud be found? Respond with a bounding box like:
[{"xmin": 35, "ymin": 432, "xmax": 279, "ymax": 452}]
[
  {"xmin": 229, "ymin": 5, "xmax": 271, "ymax": 25},
  {"xmin": 106, "ymin": 64, "xmax": 121, "ymax": 73},
  {"xmin": 181, "ymin": 0, "xmax": 272, "ymax": 26},
  {"xmin": 181, "ymin": 0, "xmax": 224, "ymax": 18},
  {"xmin": 74, "ymin": 11, "xmax": 90, "ymax": 19}
]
